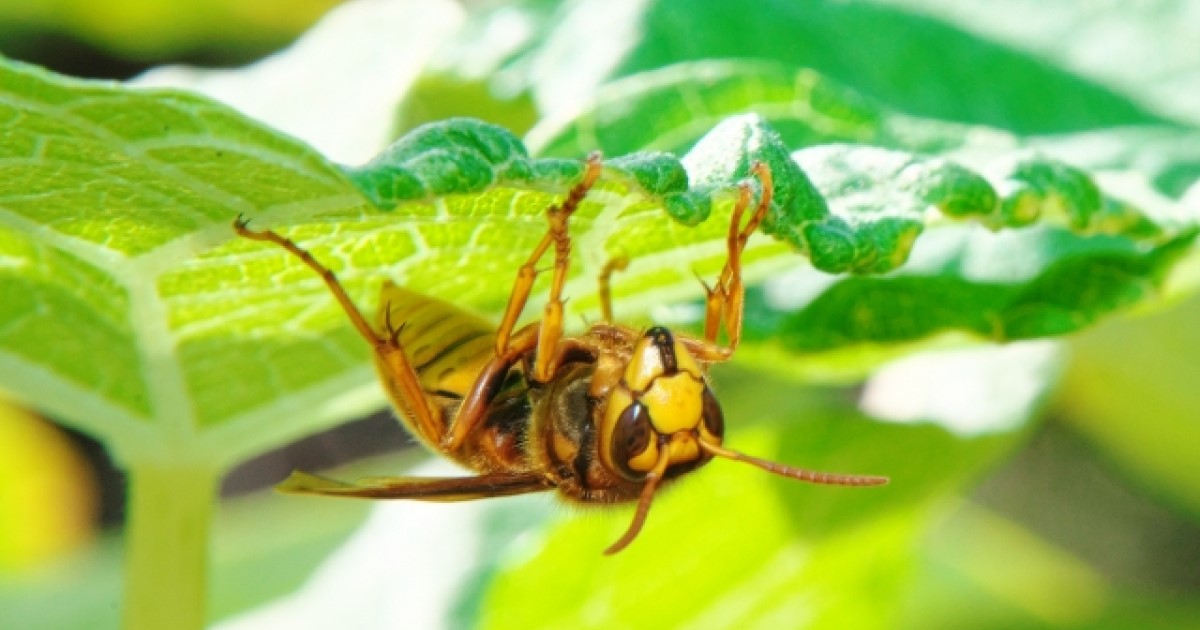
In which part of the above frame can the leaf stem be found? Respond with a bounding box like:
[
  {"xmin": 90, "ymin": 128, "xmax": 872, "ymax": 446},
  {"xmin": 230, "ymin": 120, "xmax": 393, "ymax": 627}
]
[{"xmin": 123, "ymin": 461, "xmax": 220, "ymax": 630}]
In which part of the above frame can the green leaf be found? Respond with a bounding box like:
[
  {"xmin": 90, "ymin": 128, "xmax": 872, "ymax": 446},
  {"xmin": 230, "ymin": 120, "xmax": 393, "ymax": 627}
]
[
  {"xmin": 0, "ymin": 62, "xmax": 700, "ymax": 467},
  {"xmin": 434, "ymin": 0, "xmax": 1170, "ymax": 134},
  {"xmin": 868, "ymin": 0, "xmax": 1200, "ymax": 128},
  {"xmin": 615, "ymin": 0, "xmax": 1171, "ymax": 132},
  {"xmin": 527, "ymin": 61, "xmax": 897, "ymax": 158},
  {"xmin": 343, "ymin": 116, "xmax": 584, "ymax": 206},
  {"xmin": 396, "ymin": 75, "xmax": 540, "ymax": 141},
  {"xmin": 390, "ymin": 0, "xmax": 560, "ymax": 137},
  {"xmin": 746, "ymin": 141, "xmax": 1199, "ymax": 348},
  {"xmin": 4, "ymin": 56, "xmax": 1196, "ymax": 466},
  {"xmin": 522, "ymin": 59, "xmax": 1200, "ymax": 371},
  {"xmin": 0, "ymin": 57, "xmax": 372, "ymax": 464},
  {"xmin": 739, "ymin": 226, "xmax": 1193, "ymax": 362}
]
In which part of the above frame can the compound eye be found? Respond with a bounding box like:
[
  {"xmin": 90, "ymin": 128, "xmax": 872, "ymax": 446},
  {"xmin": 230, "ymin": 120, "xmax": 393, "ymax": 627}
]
[
  {"xmin": 610, "ymin": 401, "xmax": 653, "ymax": 480},
  {"xmin": 701, "ymin": 386, "xmax": 724, "ymax": 440}
]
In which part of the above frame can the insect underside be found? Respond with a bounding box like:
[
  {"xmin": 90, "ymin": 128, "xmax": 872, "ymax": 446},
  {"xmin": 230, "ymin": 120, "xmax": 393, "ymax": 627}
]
[{"xmin": 233, "ymin": 155, "xmax": 887, "ymax": 555}]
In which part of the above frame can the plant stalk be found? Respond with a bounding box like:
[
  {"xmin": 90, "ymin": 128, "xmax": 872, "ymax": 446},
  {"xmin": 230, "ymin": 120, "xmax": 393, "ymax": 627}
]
[{"xmin": 123, "ymin": 461, "xmax": 219, "ymax": 630}]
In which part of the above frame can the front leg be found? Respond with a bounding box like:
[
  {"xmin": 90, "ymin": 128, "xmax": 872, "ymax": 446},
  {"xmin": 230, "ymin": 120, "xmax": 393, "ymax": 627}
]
[
  {"xmin": 701, "ymin": 162, "xmax": 773, "ymax": 354},
  {"xmin": 494, "ymin": 153, "xmax": 603, "ymax": 381}
]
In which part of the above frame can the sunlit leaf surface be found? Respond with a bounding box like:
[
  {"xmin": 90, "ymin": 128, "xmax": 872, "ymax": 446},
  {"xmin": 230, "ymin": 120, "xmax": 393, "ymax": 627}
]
[{"xmin": 6, "ymin": 57, "xmax": 1189, "ymax": 470}]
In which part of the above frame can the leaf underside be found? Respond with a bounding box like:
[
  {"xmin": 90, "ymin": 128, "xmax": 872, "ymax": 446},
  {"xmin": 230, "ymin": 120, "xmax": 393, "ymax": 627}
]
[{"xmin": 0, "ymin": 55, "xmax": 1196, "ymax": 469}]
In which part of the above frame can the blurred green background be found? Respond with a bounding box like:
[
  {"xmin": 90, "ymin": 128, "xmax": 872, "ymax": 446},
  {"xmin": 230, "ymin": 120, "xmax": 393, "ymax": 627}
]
[{"xmin": 2, "ymin": 1, "xmax": 1199, "ymax": 629}]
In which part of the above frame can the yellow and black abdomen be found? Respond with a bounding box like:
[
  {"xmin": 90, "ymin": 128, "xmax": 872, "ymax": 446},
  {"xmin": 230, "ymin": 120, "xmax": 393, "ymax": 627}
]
[
  {"xmin": 372, "ymin": 282, "xmax": 501, "ymax": 450},
  {"xmin": 372, "ymin": 282, "xmax": 540, "ymax": 474},
  {"xmin": 375, "ymin": 281, "xmax": 496, "ymax": 398}
]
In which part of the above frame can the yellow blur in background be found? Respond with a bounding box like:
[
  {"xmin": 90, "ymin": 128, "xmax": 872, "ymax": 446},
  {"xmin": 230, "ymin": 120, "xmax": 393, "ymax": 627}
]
[
  {"xmin": 0, "ymin": 0, "xmax": 343, "ymax": 59},
  {"xmin": 0, "ymin": 396, "xmax": 97, "ymax": 571}
]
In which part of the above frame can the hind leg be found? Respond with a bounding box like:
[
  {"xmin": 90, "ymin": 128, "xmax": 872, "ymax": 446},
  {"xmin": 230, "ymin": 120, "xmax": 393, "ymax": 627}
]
[{"xmin": 232, "ymin": 217, "xmax": 446, "ymax": 443}]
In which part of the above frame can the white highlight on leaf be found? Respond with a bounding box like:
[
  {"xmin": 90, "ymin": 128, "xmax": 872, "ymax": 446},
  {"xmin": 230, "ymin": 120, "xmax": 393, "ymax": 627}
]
[
  {"xmin": 650, "ymin": 302, "xmax": 706, "ymax": 327},
  {"xmin": 1093, "ymin": 170, "xmax": 1199, "ymax": 225},
  {"xmin": 1184, "ymin": 179, "xmax": 1200, "ymax": 213},
  {"xmin": 134, "ymin": 0, "xmax": 465, "ymax": 165},
  {"xmin": 763, "ymin": 267, "xmax": 840, "ymax": 311},
  {"xmin": 0, "ymin": 253, "xmax": 27, "ymax": 270},
  {"xmin": 526, "ymin": 0, "xmax": 651, "ymax": 114},
  {"xmin": 432, "ymin": 7, "xmax": 536, "ymax": 82},
  {"xmin": 860, "ymin": 340, "xmax": 1065, "ymax": 437}
]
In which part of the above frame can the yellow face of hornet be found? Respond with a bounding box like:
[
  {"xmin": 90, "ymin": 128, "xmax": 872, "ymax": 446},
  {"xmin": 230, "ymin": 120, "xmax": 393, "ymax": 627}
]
[{"xmin": 599, "ymin": 327, "xmax": 725, "ymax": 481}]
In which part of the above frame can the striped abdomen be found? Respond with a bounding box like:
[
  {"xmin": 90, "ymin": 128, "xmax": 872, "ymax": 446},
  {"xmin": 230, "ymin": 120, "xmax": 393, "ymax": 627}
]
[{"xmin": 375, "ymin": 281, "xmax": 496, "ymax": 398}]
